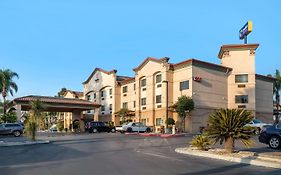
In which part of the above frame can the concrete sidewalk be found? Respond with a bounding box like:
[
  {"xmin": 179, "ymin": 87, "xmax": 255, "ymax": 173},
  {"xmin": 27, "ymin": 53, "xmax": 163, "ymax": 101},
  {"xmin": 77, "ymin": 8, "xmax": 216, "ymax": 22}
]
[
  {"xmin": 176, "ymin": 147, "xmax": 281, "ymax": 169},
  {"xmin": 0, "ymin": 140, "xmax": 50, "ymax": 147}
]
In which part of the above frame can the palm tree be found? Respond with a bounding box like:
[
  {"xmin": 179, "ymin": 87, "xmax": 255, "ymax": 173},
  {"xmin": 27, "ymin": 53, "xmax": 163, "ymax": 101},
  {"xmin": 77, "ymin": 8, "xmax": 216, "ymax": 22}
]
[
  {"xmin": 26, "ymin": 99, "xmax": 45, "ymax": 141},
  {"xmin": 0, "ymin": 69, "xmax": 19, "ymax": 117},
  {"xmin": 204, "ymin": 108, "xmax": 254, "ymax": 153},
  {"xmin": 273, "ymin": 70, "xmax": 281, "ymax": 124}
]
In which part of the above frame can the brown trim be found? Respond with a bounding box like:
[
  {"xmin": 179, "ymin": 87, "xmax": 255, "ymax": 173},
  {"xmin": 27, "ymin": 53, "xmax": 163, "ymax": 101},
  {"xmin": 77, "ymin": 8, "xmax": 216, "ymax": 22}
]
[
  {"xmin": 133, "ymin": 57, "xmax": 169, "ymax": 72},
  {"xmin": 119, "ymin": 77, "xmax": 135, "ymax": 85},
  {"xmin": 12, "ymin": 95, "xmax": 100, "ymax": 107},
  {"xmin": 218, "ymin": 44, "xmax": 259, "ymax": 59},
  {"xmin": 171, "ymin": 58, "xmax": 232, "ymax": 73},
  {"xmin": 82, "ymin": 68, "xmax": 117, "ymax": 84},
  {"xmin": 256, "ymin": 74, "xmax": 276, "ymax": 83}
]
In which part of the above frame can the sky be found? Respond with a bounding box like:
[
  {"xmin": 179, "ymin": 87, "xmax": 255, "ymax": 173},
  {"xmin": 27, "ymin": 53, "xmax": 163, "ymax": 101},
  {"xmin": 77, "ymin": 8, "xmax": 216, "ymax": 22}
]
[{"xmin": 0, "ymin": 0, "xmax": 280, "ymax": 99}]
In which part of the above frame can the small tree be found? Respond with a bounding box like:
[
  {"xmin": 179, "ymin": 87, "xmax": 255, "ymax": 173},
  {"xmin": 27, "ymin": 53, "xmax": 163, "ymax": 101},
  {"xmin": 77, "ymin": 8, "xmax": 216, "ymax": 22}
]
[
  {"xmin": 26, "ymin": 99, "xmax": 45, "ymax": 141},
  {"xmin": 115, "ymin": 108, "xmax": 135, "ymax": 125},
  {"xmin": 1, "ymin": 111, "xmax": 17, "ymax": 123},
  {"xmin": 204, "ymin": 108, "xmax": 254, "ymax": 153},
  {"xmin": 172, "ymin": 96, "xmax": 194, "ymax": 132}
]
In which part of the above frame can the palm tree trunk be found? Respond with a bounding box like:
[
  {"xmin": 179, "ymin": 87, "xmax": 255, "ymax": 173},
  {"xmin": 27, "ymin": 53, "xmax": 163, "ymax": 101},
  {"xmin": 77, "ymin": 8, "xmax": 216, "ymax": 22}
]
[
  {"xmin": 225, "ymin": 137, "xmax": 234, "ymax": 153},
  {"xmin": 3, "ymin": 96, "xmax": 7, "ymax": 122}
]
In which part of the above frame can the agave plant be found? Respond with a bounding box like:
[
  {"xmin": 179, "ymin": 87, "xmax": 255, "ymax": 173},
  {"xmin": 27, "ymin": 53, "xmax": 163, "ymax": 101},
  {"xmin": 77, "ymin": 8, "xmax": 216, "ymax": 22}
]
[
  {"xmin": 204, "ymin": 108, "xmax": 254, "ymax": 153},
  {"xmin": 190, "ymin": 135, "xmax": 212, "ymax": 151}
]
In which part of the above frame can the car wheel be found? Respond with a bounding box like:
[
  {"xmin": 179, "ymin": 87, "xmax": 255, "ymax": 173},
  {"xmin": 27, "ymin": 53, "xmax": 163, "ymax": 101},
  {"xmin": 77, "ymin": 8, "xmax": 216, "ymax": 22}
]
[
  {"xmin": 13, "ymin": 130, "xmax": 21, "ymax": 137},
  {"xmin": 111, "ymin": 128, "xmax": 116, "ymax": 133},
  {"xmin": 127, "ymin": 127, "xmax": 132, "ymax": 133},
  {"xmin": 269, "ymin": 136, "xmax": 281, "ymax": 149},
  {"xmin": 145, "ymin": 127, "xmax": 151, "ymax": 133},
  {"xmin": 93, "ymin": 128, "xmax": 98, "ymax": 133},
  {"xmin": 254, "ymin": 128, "xmax": 261, "ymax": 135}
]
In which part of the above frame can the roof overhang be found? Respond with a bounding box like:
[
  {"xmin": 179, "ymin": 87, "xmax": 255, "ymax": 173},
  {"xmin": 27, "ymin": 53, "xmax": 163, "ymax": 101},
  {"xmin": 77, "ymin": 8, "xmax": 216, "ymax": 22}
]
[
  {"xmin": 218, "ymin": 44, "xmax": 259, "ymax": 59},
  {"xmin": 10, "ymin": 95, "xmax": 100, "ymax": 112}
]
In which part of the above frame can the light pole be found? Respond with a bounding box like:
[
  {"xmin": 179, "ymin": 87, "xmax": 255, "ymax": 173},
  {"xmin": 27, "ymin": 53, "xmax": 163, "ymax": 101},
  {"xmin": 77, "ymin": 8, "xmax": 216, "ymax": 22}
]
[{"xmin": 162, "ymin": 80, "xmax": 168, "ymax": 133}]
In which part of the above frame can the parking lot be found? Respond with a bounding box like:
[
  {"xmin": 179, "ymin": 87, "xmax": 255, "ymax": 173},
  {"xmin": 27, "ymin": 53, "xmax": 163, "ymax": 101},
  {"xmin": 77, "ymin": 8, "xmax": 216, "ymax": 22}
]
[{"xmin": 0, "ymin": 132, "xmax": 281, "ymax": 175}]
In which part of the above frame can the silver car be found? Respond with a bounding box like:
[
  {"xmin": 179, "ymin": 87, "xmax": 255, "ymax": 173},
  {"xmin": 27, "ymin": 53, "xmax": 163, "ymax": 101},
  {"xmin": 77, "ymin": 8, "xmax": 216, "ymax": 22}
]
[{"xmin": 0, "ymin": 123, "xmax": 24, "ymax": 137}]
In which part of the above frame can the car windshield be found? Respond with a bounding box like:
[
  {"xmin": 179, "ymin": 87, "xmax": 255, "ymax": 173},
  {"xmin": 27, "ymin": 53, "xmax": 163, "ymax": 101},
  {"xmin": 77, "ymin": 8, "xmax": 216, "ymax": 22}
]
[{"xmin": 253, "ymin": 119, "xmax": 262, "ymax": 123}]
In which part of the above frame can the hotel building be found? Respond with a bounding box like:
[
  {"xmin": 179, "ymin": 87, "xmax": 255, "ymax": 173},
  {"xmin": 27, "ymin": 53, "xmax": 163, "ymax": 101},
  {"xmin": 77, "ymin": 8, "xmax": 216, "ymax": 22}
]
[{"xmin": 82, "ymin": 44, "xmax": 274, "ymax": 133}]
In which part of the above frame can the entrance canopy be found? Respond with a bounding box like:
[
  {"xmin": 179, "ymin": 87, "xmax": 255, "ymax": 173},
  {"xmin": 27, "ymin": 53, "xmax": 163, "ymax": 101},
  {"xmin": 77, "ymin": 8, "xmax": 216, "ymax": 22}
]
[{"xmin": 10, "ymin": 95, "xmax": 100, "ymax": 112}]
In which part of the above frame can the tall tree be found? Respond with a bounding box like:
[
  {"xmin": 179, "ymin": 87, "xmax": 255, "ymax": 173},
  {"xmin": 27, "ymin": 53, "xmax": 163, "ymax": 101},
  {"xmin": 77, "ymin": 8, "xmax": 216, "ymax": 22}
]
[
  {"xmin": 273, "ymin": 70, "xmax": 281, "ymax": 124},
  {"xmin": 0, "ymin": 69, "xmax": 19, "ymax": 118},
  {"xmin": 171, "ymin": 95, "xmax": 194, "ymax": 132}
]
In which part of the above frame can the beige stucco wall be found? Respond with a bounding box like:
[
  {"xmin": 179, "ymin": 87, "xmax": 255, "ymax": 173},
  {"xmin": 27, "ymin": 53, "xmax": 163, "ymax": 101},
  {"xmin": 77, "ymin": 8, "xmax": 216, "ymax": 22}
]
[
  {"xmin": 255, "ymin": 79, "xmax": 273, "ymax": 122},
  {"xmin": 192, "ymin": 65, "xmax": 228, "ymax": 109},
  {"xmin": 221, "ymin": 49, "xmax": 256, "ymax": 111}
]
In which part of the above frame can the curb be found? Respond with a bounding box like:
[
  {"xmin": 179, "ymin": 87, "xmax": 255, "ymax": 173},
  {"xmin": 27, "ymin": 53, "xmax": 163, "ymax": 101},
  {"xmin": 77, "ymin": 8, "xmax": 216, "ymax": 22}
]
[
  {"xmin": 124, "ymin": 133, "xmax": 186, "ymax": 138},
  {"xmin": 0, "ymin": 140, "xmax": 50, "ymax": 147},
  {"xmin": 175, "ymin": 148, "xmax": 281, "ymax": 169}
]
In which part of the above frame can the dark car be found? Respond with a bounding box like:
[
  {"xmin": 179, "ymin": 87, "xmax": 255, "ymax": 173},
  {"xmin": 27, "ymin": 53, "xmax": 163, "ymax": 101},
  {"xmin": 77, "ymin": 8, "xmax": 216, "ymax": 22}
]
[
  {"xmin": 0, "ymin": 123, "xmax": 24, "ymax": 137},
  {"xmin": 85, "ymin": 121, "xmax": 116, "ymax": 133},
  {"xmin": 259, "ymin": 124, "xmax": 281, "ymax": 149}
]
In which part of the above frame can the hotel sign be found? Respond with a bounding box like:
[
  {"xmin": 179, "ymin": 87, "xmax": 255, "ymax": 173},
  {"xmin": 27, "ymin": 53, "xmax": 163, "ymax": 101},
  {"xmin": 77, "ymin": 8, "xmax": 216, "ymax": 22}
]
[{"xmin": 239, "ymin": 21, "xmax": 252, "ymax": 39}]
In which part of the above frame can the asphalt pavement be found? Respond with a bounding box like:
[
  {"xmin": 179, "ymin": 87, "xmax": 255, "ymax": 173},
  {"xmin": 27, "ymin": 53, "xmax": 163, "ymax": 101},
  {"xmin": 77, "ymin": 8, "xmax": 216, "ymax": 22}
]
[{"xmin": 0, "ymin": 133, "xmax": 280, "ymax": 175}]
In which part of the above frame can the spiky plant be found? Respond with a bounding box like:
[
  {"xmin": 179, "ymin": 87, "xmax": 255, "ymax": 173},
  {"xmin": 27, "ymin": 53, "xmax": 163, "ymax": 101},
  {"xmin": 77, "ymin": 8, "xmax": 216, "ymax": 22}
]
[
  {"xmin": 204, "ymin": 108, "xmax": 254, "ymax": 153},
  {"xmin": 190, "ymin": 135, "xmax": 212, "ymax": 151}
]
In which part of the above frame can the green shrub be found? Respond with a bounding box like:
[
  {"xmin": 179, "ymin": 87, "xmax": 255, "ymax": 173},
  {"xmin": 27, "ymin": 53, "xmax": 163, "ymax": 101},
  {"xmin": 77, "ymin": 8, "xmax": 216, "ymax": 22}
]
[{"xmin": 190, "ymin": 135, "xmax": 212, "ymax": 151}]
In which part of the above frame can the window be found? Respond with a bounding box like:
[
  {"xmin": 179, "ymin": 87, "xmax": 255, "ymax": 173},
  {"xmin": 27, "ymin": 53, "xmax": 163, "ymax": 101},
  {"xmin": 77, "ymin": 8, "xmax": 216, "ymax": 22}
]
[
  {"xmin": 141, "ymin": 98, "xmax": 146, "ymax": 106},
  {"xmin": 141, "ymin": 79, "xmax": 146, "ymax": 87},
  {"xmin": 141, "ymin": 119, "xmax": 146, "ymax": 125},
  {"xmin": 123, "ymin": 86, "xmax": 128, "ymax": 93},
  {"xmin": 156, "ymin": 74, "xmax": 162, "ymax": 83},
  {"xmin": 109, "ymin": 89, "xmax": 112, "ymax": 95},
  {"xmin": 156, "ymin": 118, "xmax": 162, "ymax": 126},
  {"xmin": 142, "ymin": 88, "xmax": 146, "ymax": 91},
  {"xmin": 101, "ymin": 91, "xmax": 105, "ymax": 97},
  {"xmin": 101, "ymin": 105, "xmax": 105, "ymax": 111},
  {"xmin": 133, "ymin": 101, "xmax": 136, "ymax": 108},
  {"xmin": 93, "ymin": 93, "xmax": 96, "ymax": 99},
  {"xmin": 134, "ymin": 84, "xmax": 136, "ymax": 90},
  {"xmin": 109, "ymin": 104, "xmax": 112, "ymax": 110},
  {"xmin": 180, "ymin": 80, "xmax": 189, "ymax": 91},
  {"xmin": 156, "ymin": 95, "xmax": 162, "ymax": 104},
  {"xmin": 122, "ymin": 102, "xmax": 128, "ymax": 109},
  {"xmin": 235, "ymin": 95, "xmax": 248, "ymax": 103},
  {"xmin": 87, "ymin": 95, "xmax": 91, "ymax": 101},
  {"xmin": 235, "ymin": 74, "xmax": 248, "ymax": 83}
]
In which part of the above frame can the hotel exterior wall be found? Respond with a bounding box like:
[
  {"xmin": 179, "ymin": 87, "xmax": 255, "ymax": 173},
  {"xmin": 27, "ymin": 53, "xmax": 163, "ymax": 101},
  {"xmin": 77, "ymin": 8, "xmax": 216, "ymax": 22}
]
[
  {"xmin": 221, "ymin": 49, "xmax": 256, "ymax": 111},
  {"xmin": 192, "ymin": 65, "xmax": 228, "ymax": 109},
  {"xmin": 134, "ymin": 60, "xmax": 170, "ymax": 128},
  {"xmin": 255, "ymin": 79, "xmax": 273, "ymax": 123}
]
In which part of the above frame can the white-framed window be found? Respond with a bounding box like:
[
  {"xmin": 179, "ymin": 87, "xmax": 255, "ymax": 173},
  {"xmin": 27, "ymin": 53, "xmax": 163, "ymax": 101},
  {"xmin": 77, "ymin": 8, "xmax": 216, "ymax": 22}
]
[
  {"xmin": 156, "ymin": 118, "xmax": 162, "ymax": 126},
  {"xmin": 122, "ymin": 102, "xmax": 128, "ymax": 109},
  {"xmin": 235, "ymin": 95, "xmax": 248, "ymax": 103},
  {"xmin": 141, "ymin": 78, "xmax": 146, "ymax": 87},
  {"xmin": 235, "ymin": 74, "xmax": 248, "ymax": 83},
  {"xmin": 155, "ymin": 74, "xmax": 162, "ymax": 83},
  {"xmin": 109, "ymin": 104, "xmax": 112, "ymax": 110},
  {"xmin": 123, "ymin": 86, "xmax": 128, "ymax": 93},
  {"xmin": 156, "ymin": 95, "xmax": 162, "ymax": 104},
  {"xmin": 180, "ymin": 80, "xmax": 189, "ymax": 91},
  {"xmin": 109, "ymin": 89, "xmax": 112, "ymax": 95},
  {"xmin": 141, "ymin": 98, "xmax": 146, "ymax": 106},
  {"xmin": 101, "ymin": 105, "xmax": 105, "ymax": 111}
]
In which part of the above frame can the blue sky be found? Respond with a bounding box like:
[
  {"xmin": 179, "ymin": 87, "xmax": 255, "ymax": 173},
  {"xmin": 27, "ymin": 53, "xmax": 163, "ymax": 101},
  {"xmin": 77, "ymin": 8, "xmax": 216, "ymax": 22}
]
[{"xmin": 1, "ymin": 0, "xmax": 280, "ymax": 99}]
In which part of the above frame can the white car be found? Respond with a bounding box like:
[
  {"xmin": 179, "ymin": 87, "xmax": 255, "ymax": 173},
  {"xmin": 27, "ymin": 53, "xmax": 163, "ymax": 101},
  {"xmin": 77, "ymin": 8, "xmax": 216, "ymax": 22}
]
[
  {"xmin": 246, "ymin": 119, "xmax": 271, "ymax": 134},
  {"xmin": 122, "ymin": 122, "xmax": 151, "ymax": 133}
]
